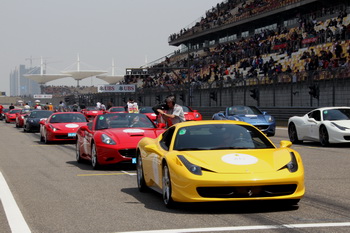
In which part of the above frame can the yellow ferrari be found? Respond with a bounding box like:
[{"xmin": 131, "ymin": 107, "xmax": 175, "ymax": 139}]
[{"xmin": 136, "ymin": 120, "xmax": 305, "ymax": 208}]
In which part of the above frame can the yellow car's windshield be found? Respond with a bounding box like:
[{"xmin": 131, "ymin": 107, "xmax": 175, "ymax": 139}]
[{"xmin": 174, "ymin": 124, "xmax": 274, "ymax": 151}]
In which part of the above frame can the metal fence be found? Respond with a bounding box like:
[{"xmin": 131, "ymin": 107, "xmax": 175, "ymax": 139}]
[{"xmin": 76, "ymin": 67, "xmax": 350, "ymax": 109}]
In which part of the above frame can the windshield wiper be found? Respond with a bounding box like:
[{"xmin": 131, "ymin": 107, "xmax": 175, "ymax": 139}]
[
  {"xmin": 97, "ymin": 127, "xmax": 109, "ymax": 130},
  {"xmin": 177, "ymin": 147, "xmax": 206, "ymax": 151},
  {"xmin": 210, "ymin": 146, "xmax": 249, "ymax": 150}
]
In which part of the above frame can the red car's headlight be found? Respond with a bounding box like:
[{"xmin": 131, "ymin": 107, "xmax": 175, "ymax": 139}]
[
  {"xmin": 49, "ymin": 124, "xmax": 59, "ymax": 132},
  {"xmin": 101, "ymin": 134, "xmax": 116, "ymax": 145}
]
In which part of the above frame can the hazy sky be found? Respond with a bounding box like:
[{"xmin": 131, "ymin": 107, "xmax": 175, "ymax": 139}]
[{"xmin": 0, "ymin": 0, "xmax": 220, "ymax": 95}]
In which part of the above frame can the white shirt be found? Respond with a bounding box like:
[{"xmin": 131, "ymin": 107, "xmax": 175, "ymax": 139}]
[
  {"xmin": 167, "ymin": 104, "xmax": 185, "ymax": 125},
  {"xmin": 127, "ymin": 102, "xmax": 139, "ymax": 113}
]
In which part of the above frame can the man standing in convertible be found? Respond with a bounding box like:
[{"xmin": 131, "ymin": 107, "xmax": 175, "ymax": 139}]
[{"xmin": 153, "ymin": 95, "xmax": 185, "ymax": 127}]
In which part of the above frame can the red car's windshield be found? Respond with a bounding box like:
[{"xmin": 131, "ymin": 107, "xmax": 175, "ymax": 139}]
[
  {"xmin": 109, "ymin": 107, "xmax": 125, "ymax": 112},
  {"xmin": 95, "ymin": 113, "xmax": 155, "ymax": 130},
  {"xmin": 139, "ymin": 107, "xmax": 154, "ymax": 113},
  {"xmin": 50, "ymin": 113, "xmax": 88, "ymax": 123},
  {"xmin": 9, "ymin": 109, "xmax": 21, "ymax": 114}
]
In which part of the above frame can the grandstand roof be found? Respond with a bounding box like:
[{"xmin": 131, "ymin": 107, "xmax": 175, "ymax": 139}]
[
  {"xmin": 24, "ymin": 74, "xmax": 72, "ymax": 84},
  {"xmin": 60, "ymin": 54, "xmax": 108, "ymax": 85},
  {"xmin": 96, "ymin": 75, "xmax": 124, "ymax": 84},
  {"xmin": 61, "ymin": 70, "xmax": 107, "ymax": 81}
]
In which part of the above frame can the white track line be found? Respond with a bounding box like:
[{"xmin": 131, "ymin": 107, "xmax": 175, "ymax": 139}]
[
  {"xmin": 0, "ymin": 171, "xmax": 31, "ymax": 233},
  {"xmin": 117, "ymin": 222, "xmax": 350, "ymax": 233}
]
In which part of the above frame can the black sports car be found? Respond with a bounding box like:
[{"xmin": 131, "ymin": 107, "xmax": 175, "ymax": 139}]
[{"xmin": 23, "ymin": 110, "xmax": 53, "ymax": 132}]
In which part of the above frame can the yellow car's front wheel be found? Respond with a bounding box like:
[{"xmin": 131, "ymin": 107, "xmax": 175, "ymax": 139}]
[
  {"xmin": 137, "ymin": 152, "xmax": 148, "ymax": 192},
  {"xmin": 162, "ymin": 163, "xmax": 175, "ymax": 208}
]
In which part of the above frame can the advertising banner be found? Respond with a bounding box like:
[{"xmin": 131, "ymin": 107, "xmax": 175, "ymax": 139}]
[
  {"xmin": 33, "ymin": 94, "xmax": 53, "ymax": 99},
  {"xmin": 98, "ymin": 84, "xmax": 136, "ymax": 93},
  {"xmin": 273, "ymin": 43, "xmax": 287, "ymax": 50},
  {"xmin": 302, "ymin": 37, "xmax": 318, "ymax": 44}
]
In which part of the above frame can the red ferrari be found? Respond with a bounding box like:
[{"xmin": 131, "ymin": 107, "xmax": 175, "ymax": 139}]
[
  {"xmin": 15, "ymin": 109, "xmax": 32, "ymax": 128},
  {"xmin": 139, "ymin": 106, "xmax": 157, "ymax": 122},
  {"xmin": 183, "ymin": 106, "xmax": 203, "ymax": 121},
  {"xmin": 81, "ymin": 106, "xmax": 105, "ymax": 120},
  {"xmin": 76, "ymin": 113, "xmax": 165, "ymax": 169},
  {"xmin": 107, "ymin": 106, "xmax": 127, "ymax": 113},
  {"xmin": 5, "ymin": 109, "xmax": 22, "ymax": 123},
  {"xmin": 40, "ymin": 112, "xmax": 88, "ymax": 144}
]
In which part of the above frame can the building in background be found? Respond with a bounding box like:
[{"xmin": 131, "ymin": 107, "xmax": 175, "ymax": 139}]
[{"xmin": 10, "ymin": 65, "xmax": 40, "ymax": 97}]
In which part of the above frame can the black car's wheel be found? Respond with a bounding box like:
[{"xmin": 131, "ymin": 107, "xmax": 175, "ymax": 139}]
[
  {"xmin": 162, "ymin": 163, "xmax": 175, "ymax": 208},
  {"xmin": 91, "ymin": 143, "xmax": 100, "ymax": 170},
  {"xmin": 319, "ymin": 125, "xmax": 329, "ymax": 147},
  {"xmin": 288, "ymin": 123, "xmax": 302, "ymax": 144},
  {"xmin": 26, "ymin": 124, "xmax": 31, "ymax": 132},
  {"xmin": 76, "ymin": 138, "xmax": 82, "ymax": 163},
  {"xmin": 136, "ymin": 152, "xmax": 148, "ymax": 192}
]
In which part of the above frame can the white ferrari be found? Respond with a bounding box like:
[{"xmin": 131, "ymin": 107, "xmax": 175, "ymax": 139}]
[{"xmin": 288, "ymin": 107, "xmax": 350, "ymax": 146}]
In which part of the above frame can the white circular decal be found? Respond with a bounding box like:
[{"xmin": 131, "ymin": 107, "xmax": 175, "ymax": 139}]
[
  {"xmin": 222, "ymin": 153, "xmax": 258, "ymax": 165},
  {"xmin": 65, "ymin": 124, "xmax": 79, "ymax": 128},
  {"xmin": 123, "ymin": 129, "xmax": 144, "ymax": 133}
]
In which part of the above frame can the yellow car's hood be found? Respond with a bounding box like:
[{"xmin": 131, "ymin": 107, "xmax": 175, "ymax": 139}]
[{"xmin": 179, "ymin": 149, "xmax": 292, "ymax": 174}]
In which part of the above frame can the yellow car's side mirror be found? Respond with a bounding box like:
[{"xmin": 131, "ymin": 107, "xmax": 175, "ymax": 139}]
[{"xmin": 280, "ymin": 140, "xmax": 292, "ymax": 148}]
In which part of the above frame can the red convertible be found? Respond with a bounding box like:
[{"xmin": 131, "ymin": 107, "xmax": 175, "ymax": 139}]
[
  {"xmin": 183, "ymin": 106, "xmax": 202, "ymax": 121},
  {"xmin": 40, "ymin": 112, "xmax": 88, "ymax": 144},
  {"xmin": 76, "ymin": 113, "xmax": 165, "ymax": 169},
  {"xmin": 139, "ymin": 106, "xmax": 157, "ymax": 122},
  {"xmin": 81, "ymin": 106, "xmax": 105, "ymax": 120}
]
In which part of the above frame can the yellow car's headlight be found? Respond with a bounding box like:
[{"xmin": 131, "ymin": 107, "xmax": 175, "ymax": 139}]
[
  {"xmin": 177, "ymin": 155, "xmax": 202, "ymax": 175},
  {"xmin": 279, "ymin": 152, "xmax": 298, "ymax": 173}
]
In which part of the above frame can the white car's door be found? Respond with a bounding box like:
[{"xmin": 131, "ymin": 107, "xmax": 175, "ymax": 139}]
[{"xmin": 306, "ymin": 110, "xmax": 322, "ymax": 141}]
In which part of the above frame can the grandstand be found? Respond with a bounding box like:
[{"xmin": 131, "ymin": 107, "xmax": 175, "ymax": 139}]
[
  {"xmin": 41, "ymin": 85, "xmax": 98, "ymax": 98},
  {"xmin": 71, "ymin": 0, "xmax": 350, "ymax": 120},
  {"xmin": 120, "ymin": 0, "xmax": 350, "ymax": 89}
]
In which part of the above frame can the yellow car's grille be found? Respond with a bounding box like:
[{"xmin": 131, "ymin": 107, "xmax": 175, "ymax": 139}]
[{"xmin": 197, "ymin": 184, "xmax": 297, "ymax": 198}]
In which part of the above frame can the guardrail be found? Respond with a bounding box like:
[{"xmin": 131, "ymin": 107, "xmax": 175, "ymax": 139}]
[{"xmin": 195, "ymin": 106, "xmax": 313, "ymax": 127}]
